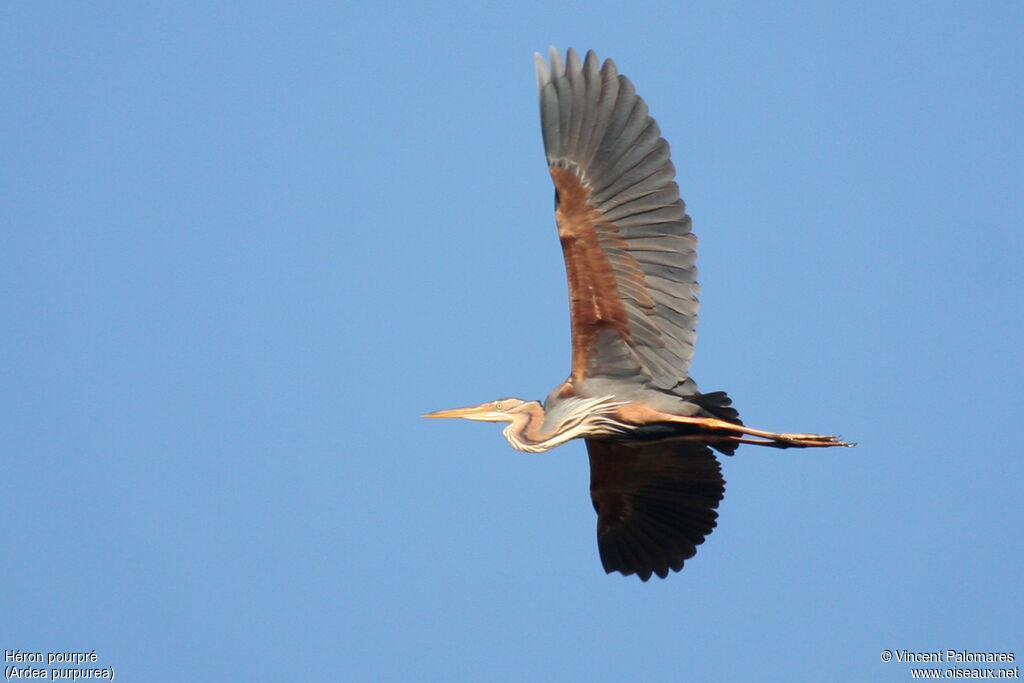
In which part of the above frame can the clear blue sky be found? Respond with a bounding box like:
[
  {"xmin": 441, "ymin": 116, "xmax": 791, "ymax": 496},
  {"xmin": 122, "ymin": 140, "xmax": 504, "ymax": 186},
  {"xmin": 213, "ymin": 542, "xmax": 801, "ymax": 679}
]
[{"xmin": 3, "ymin": 2, "xmax": 1021, "ymax": 681}]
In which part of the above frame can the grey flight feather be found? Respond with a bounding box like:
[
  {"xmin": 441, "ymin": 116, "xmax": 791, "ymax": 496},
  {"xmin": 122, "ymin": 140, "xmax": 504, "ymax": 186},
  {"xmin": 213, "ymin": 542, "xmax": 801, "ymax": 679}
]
[{"xmin": 536, "ymin": 47, "xmax": 700, "ymax": 390}]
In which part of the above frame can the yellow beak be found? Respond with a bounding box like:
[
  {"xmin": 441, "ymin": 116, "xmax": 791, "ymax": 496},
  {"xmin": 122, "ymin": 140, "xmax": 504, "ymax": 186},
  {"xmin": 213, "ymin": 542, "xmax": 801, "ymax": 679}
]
[
  {"xmin": 422, "ymin": 404, "xmax": 489, "ymax": 419},
  {"xmin": 422, "ymin": 401, "xmax": 507, "ymax": 422}
]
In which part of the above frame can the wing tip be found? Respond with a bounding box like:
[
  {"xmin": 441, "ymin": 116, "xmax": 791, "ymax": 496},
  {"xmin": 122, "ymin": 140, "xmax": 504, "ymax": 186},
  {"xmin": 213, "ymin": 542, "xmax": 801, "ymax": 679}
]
[
  {"xmin": 548, "ymin": 45, "xmax": 563, "ymax": 79},
  {"xmin": 534, "ymin": 51, "xmax": 550, "ymax": 91},
  {"xmin": 537, "ymin": 46, "xmax": 590, "ymax": 84}
]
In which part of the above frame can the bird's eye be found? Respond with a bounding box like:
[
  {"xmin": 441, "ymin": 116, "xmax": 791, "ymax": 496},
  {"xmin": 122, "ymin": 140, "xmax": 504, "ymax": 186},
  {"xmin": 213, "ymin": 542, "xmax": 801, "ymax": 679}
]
[{"xmin": 494, "ymin": 401, "xmax": 504, "ymax": 411}]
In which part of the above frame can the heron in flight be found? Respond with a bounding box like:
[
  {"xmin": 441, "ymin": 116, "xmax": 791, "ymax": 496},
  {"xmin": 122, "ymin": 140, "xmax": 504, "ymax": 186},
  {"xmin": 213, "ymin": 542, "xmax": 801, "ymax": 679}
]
[{"xmin": 425, "ymin": 48, "xmax": 853, "ymax": 581}]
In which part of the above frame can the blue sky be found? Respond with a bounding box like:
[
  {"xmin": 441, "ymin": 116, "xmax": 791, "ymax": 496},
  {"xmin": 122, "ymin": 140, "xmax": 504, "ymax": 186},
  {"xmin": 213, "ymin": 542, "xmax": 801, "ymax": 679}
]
[{"xmin": 3, "ymin": 2, "xmax": 1021, "ymax": 681}]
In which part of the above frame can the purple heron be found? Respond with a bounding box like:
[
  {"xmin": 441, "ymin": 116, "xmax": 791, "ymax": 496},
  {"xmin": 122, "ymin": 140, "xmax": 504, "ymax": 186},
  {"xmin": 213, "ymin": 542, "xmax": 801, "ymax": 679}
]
[{"xmin": 425, "ymin": 48, "xmax": 853, "ymax": 581}]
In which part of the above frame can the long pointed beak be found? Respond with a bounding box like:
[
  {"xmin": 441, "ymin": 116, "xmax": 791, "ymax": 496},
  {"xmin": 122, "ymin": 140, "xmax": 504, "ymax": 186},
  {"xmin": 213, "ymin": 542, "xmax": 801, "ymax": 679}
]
[{"xmin": 422, "ymin": 405, "xmax": 488, "ymax": 419}]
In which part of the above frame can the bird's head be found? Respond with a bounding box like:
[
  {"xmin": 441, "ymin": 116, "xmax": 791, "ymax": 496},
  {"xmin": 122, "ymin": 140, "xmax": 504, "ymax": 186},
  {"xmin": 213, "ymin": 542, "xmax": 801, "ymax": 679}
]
[{"xmin": 422, "ymin": 398, "xmax": 530, "ymax": 423}]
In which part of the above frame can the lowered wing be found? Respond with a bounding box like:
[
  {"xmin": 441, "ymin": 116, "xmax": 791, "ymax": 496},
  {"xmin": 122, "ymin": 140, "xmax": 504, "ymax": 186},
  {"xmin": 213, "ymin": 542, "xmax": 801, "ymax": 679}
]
[{"xmin": 586, "ymin": 437, "xmax": 724, "ymax": 580}]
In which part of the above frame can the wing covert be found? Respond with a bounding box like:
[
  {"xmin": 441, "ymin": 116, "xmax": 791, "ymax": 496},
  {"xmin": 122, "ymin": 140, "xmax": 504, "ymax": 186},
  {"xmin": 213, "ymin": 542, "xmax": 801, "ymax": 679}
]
[{"xmin": 536, "ymin": 48, "xmax": 700, "ymax": 390}]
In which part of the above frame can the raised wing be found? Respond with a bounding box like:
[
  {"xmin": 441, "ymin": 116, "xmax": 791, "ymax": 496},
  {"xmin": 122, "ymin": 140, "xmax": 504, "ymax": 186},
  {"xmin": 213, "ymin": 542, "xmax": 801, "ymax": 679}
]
[
  {"xmin": 536, "ymin": 48, "xmax": 700, "ymax": 391},
  {"xmin": 586, "ymin": 438, "xmax": 724, "ymax": 580}
]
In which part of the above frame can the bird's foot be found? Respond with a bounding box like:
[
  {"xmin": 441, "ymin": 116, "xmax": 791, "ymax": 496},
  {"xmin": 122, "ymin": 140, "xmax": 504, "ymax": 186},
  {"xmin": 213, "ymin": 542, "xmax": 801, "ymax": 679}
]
[{"xmin": 774, "ymin": 432, "xmax": 856, "ymax": 448}]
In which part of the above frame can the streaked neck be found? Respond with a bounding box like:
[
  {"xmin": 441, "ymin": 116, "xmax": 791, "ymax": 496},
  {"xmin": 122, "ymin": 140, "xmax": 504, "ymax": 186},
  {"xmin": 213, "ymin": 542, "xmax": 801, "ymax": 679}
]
[{"xmin": 502, "ymin": 396, "xmax": 626, "ymax": 453}]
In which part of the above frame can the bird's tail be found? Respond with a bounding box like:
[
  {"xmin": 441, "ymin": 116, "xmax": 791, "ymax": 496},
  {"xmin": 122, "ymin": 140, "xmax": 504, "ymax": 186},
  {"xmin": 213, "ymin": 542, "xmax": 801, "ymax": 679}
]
[
  {"xmin": 691, "ymin": 390, "xmax": 742, "ymax": 425},
  {"xmin": 690, "ymin": 391, "xmax": 741, "ymax": 455}
]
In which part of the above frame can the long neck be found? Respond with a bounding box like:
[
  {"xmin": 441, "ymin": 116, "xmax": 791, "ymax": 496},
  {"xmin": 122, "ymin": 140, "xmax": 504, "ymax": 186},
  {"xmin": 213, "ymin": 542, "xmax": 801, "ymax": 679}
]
[
  {"xmin": 501, "ymin": 396, "xmax": 626, "ymax": 453},
  {"xmin": 502, "ymin": 401, "xmax": 555, "ymax": 453}
]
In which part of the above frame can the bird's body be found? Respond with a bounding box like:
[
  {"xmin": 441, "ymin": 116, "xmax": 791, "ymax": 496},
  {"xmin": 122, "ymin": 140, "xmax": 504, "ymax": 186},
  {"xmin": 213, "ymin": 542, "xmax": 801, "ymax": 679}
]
[{"xmin": 425, "ymin": 48, "xmax": 852, "ymax": 581}]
